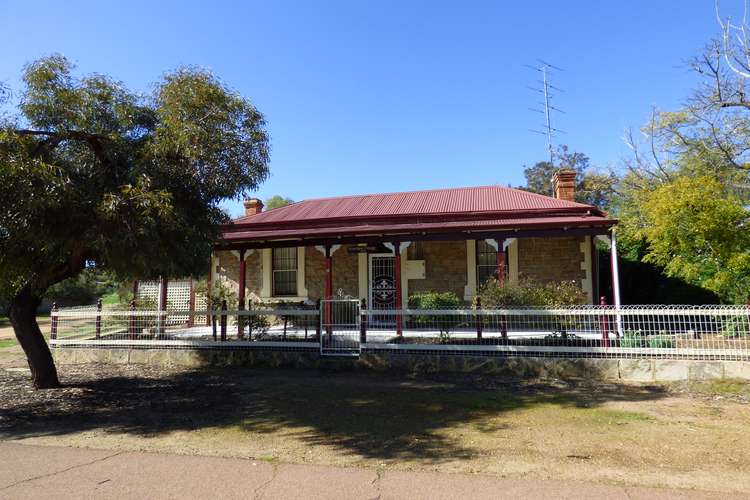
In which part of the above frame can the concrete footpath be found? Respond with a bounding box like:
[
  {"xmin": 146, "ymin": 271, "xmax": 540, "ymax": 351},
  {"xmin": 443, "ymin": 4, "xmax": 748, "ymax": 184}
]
[{"xmin": 0, "ymin": 442, "xmax": 738, "ymax": 500}]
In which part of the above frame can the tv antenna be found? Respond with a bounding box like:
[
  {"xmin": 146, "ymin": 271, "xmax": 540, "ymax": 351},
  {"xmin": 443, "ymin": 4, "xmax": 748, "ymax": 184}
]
[{"xmin": 526, "ymin": 60, "xmax": 566, "ymax": 166}]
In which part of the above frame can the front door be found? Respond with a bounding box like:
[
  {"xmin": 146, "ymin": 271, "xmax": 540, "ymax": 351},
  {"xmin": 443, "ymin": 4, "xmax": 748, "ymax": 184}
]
[{"xmin": 369, "ymin": 254, "xmax": 395, "ymax": 324}]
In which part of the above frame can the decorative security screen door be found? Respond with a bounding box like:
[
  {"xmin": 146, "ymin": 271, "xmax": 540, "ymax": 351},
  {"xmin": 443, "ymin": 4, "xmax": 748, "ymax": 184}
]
[{"xmin": 369, "ymin": 254, "xmax": 396, "ymax": 325}]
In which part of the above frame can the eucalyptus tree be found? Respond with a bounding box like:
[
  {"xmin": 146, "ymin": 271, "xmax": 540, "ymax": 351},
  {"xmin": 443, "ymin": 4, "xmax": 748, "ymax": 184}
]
[{"xmin": 0, "ymin": 55, "xmax": 270, "ymax": 388}]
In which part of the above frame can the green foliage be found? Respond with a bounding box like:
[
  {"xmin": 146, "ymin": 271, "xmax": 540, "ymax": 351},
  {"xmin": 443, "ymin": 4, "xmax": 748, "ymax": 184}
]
[
  {"xmin": 264, "ymin": 195, "xmax": 294, "ymax": 210},
  {"xmin": 620, "ymin": 330, "xmax": 675, "ymax": 349},
  {"xmin": 721, "ymin": 317, "xmax": 749, "ymax": 338},
  {"xmin": 194, "ymin": 279, "xmax": 238, "ymax": 310},
  {"xmin": 477, "ymin": 277, "xmax": 587, "ymax": 307},
  {"xmin": 618, "ymin": 174, "xmax": 750, "ymax": 303},
  {"xmin": 0, "ymin": 55, "xmax": 270, "ymax": 301},
  {"xmin": 521, "ymin": 145, "xmax": 617, "ymax": 210},
  {"xmin": 44, "ymin": 268, "xmax": 119, "ymax": 306},
  {"xmin": 408, "ymin": 291, "xmax": 462, "ymax": 341}
]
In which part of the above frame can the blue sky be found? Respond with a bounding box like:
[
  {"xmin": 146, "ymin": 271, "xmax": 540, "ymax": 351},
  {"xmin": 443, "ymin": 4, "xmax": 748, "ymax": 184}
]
[{"xmin": 0, "ymin": 1, "xmax": 732, "ymax": 217}]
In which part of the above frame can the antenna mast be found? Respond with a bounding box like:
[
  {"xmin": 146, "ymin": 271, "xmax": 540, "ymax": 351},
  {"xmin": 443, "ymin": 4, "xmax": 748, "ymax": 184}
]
[{"xmin": 527, "ymin": 60, "xmax": 565, "ymax": 167}]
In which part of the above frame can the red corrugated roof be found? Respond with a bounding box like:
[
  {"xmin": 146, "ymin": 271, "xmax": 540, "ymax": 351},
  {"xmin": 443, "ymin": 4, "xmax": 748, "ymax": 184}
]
[
  {"xmin": 222, "ymin": 215, "xmax": 614, "ymax": 242},
  {"xmin": 220, "ymin": 184, "xmax": 615, "ymax": 246},
  {"xmin": 232, "ymin": 185, "xmax": 593, "ymax": 225}
]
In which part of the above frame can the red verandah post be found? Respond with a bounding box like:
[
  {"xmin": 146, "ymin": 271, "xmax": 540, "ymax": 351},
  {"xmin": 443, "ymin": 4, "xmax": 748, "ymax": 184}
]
[
  {"xmin": 393, "ymin": 242, "xmax": 402, "ymax": 337},
  {"xmin": 599, "ymin": 296, "xmax": 610, "ymax": 347}
]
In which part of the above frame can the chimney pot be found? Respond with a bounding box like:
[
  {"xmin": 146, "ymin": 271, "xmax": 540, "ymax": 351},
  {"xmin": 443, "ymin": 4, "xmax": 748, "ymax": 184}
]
[
  {"xmin": 243, "ymin": 198, "xmax": 264, "ymax": 216},
  {"xmin": 553, "ymin": 169, "xmax": 577, "ymax": 203}
]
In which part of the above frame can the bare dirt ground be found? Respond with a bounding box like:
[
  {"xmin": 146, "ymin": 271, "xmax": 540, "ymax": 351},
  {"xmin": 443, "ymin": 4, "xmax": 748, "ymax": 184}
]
[
  {"xmin": 1, "ymin": 349, "xmax": 749, "ymax": 495},
  {"xmin": 0, "ymin": 315, "xmax": 50, "ymax": 341}
]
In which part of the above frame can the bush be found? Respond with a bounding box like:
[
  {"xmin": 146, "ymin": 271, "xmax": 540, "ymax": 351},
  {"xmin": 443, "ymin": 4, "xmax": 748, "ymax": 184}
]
[
  {"xmin": 620, "ymin": 330, "xmax": 675, "ymax": 348},
  {"xmin": 45, "ymin": 268, "xmax": 120, "ymax": 307},
  {"xmin": 477, "ymin": 277, "xmax": 587, "ymax": 307},
  {"xmin": 721, "ymin": 317, "xmax": 749, "ymax": 338},
  {"xmin": 408, "ymin": 291, "xmax": 462, "ymax": 342}
]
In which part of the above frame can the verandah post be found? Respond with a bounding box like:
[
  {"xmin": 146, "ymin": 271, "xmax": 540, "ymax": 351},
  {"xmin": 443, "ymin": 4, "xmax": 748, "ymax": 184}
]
[
  {"xmin": 599, "ymin": 295, "xmax": 610, "ymax": 347},
  {"xmin": 237, "ymin": 249, "xmax": 246, "ymax": 339},
  {"xmin": 50, "ymin": 302, "xmax": 58, "ymax": 340},
  {"xmin": 95, "ymin": 298, "xmax": 102, "ymax": 339},
  {"xmin": 393, "ymin": 241, "xmax": 402, "ymax": 337}
]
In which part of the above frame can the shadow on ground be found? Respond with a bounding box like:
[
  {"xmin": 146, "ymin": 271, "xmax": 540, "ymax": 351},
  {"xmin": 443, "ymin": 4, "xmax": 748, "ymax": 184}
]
[{"xmin": 0, "ymin": 365, "xmax": 668, "ymax": 463}]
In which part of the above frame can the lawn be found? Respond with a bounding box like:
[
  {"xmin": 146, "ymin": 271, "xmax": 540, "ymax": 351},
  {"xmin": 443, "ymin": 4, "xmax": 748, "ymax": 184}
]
[{"xmin": 0, "ymin": 365, "xmax": 748, "ymax": 493}]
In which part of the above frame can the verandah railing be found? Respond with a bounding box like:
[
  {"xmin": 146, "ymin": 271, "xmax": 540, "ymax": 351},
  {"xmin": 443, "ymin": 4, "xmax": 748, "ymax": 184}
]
[{"xmin": 49, "ymin": 304, "xmax": 750, "ymax": 360}]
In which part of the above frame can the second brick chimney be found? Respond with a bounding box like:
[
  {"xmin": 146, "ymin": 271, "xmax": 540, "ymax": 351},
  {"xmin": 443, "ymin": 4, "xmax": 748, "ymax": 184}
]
[
  {"xmin": 243, "ymin": 198, "xmax": 264, "ymax": 216},
  {"xmin": 553, "ymin": 169, "xmax": 576, "ymax": 203}
]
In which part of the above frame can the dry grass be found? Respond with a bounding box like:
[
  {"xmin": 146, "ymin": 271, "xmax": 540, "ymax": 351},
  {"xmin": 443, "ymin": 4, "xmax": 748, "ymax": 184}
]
[{"xmin": 1, "ymin": 363, "xmax": 749, "ymax": 493}]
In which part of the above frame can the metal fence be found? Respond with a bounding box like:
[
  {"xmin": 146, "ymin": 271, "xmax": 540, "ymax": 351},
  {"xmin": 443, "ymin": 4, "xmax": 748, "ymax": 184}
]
[{"xmin": 50, "ymin": 304, "xmax": 750, "ymax": 360}]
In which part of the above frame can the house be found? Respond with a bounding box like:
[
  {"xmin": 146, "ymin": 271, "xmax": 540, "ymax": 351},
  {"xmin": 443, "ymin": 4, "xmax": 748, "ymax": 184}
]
[{"xmin": 211, "ymin": 170, "xmax": 618, "ymax": 311}]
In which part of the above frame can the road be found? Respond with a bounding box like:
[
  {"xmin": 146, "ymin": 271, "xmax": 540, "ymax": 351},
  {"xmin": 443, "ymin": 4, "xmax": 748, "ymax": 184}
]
[{"xmin": 0, "ymin": 441, "xmax": 736, "ymax": 500}]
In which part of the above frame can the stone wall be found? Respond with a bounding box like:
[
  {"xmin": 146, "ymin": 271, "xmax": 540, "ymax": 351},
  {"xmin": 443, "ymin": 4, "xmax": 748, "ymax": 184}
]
[
  {"xmin": 53, "ymin": 347, "xmax": 750, "ymax": 382},
  {"xmin": 517, "ymin": 237, "xmax": 586, "ymax": 284},
  {"xmin": 305, "ymin": 245, "xmax": 359, "ymax": 300},
  {"xmin": 408, "ymin": 240, "xmax": 467, "ymax": 300},
  {"xmin": 215, "ymin": 250, "xmax": 262, "ymax": 298}
]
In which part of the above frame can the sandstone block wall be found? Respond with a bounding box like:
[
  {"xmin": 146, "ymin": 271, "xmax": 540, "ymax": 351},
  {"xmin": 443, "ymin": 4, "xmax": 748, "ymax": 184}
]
[{"xmin": 517, "ymin": 237, "xmax": 586, "ymax": 284}]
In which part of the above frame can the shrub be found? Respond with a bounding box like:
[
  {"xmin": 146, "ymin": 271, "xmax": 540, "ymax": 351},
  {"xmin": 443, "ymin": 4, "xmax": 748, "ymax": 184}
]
[
  {"xmin": 194, "ymin": 279, "xmax": 238, "ymax": 310},
  {"xmin": 721, "ymin": 317, "xmax": 749, "ymax": 338},
  {"xmin": 45, "ymin": 268, "xmax": 120, "ymax": 307},
  {"xmin": 408, "ymin": 291, "xmax": 462, "ymax": 342},
  {"xmin": 620, "ymin": 330, "xmax": 675, "ymax": 348},
  {"xmin": 477, "ymin": 277, "xmax": 587, "ymax": 307}
]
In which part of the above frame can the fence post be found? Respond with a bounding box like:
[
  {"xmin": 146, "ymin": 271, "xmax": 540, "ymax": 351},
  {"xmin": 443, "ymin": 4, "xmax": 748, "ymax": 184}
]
[
  {"xmin": 211, "ymin": 303, "xmax": 217, "ymax": 342},
  {"xmin": 158, "ymin": 277, "xmax": 168, "ymax": 337},
  {"xmin": 360, "ymin": 298, "xmax": 367, "ymax": 343},
  {"xmin": 316, "ymin": 299, "xmax": 321, "ymax": 339},
  {"xmin": 237, "ymin": 297, "xmax": 245, "ymax": 340},
  {"xmin": 129, "ymin": 299, "xmax": 136, "ymax": 339},
  {"xmin": 50, "ymin": 302, "xmax": 58, "ymax": 340},
  {"xmin": 599, "ymin": 296, "xmax": 610, "ymax": 348},
  {"xmin": 220, "ymin": 299, "xmax": 227, "ymax": 341},
  {"xmin": 247, "ymin": 299, "xmax": 253, "ymax": 341},
  {"xmin": 187, "ymin": 278, "xmax": 195, "ymax": 328},
  {"xmin": 95, "ymin": 298, "xmax": 102, "ymax": 339},
  {"xmin": 475, "ymin": 297, "xmax": 483, "ymax": 340}
]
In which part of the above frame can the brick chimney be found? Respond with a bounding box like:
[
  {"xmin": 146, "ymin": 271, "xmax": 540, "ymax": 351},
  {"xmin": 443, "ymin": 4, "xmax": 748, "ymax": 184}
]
[
  {"xmin": 553, "ymin": 169, "xmax": 576, "ymax": 202},
  {"xmin": 243, "ymin": 198, "xmax": 264, "ymax": 216}
]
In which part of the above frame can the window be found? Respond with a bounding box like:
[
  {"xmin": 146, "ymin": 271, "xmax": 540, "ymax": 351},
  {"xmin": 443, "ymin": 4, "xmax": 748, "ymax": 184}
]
[
  {"xmin": 272, "ymin": 247, "xmax": 297, "ymax": 296},
  {"xmin": 476, "ymin": 240, "xmax": 508, "ymax": 286}
]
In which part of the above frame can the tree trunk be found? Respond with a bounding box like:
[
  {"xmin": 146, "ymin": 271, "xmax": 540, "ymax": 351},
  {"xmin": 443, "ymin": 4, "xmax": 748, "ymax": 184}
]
[{"xmin": 9, "ymin": 285, "xmax": 60, "ymax": 389}]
